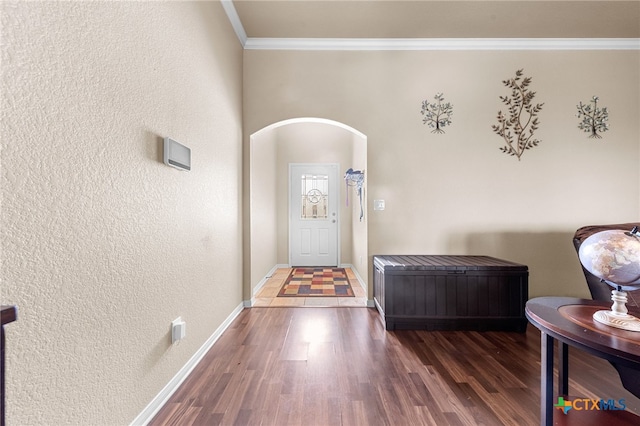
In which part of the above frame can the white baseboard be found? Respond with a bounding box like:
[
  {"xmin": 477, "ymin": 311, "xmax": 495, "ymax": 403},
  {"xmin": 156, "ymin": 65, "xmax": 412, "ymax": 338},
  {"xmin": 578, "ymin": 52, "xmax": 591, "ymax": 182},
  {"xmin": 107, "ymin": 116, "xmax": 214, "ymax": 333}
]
[
  {"xmin": 341, "ymin": 263, "xmax": 366, "ymax": 291},
  {"xmin": 246, "ymin": 264, "xmax": 289, "ymax": 306},
  {"xmin": 251, "ymin": 264, "xmax": 288, "ymax": 297},
  {"xmin": 130, "ymin": 302, "xmax": 245, "ymax": 426},
  {"xmin": 340, "ymin": 263, "xmax": 374, "ymax": 307}
]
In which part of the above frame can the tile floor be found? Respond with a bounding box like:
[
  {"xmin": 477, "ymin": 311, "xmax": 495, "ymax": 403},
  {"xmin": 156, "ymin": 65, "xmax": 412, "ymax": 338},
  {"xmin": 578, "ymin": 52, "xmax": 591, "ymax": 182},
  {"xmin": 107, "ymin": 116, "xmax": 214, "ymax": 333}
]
[{"xmin": 252, "ymin": 267, "xmax": 368, "ymax": 307}]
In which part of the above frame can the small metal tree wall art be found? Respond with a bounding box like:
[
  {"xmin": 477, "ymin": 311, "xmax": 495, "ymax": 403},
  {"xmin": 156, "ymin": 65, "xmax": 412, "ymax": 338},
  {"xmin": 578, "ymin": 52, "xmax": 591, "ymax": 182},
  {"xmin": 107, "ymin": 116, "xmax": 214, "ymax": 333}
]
[
  {"xmin": 577, "ymin": 96, "xmax": 609, "ymax": 138},
  {"xmin": 492, "ymin": 69, "xmax": 544, "ymax": 161},
  {"xmin": 421, "ymin": 93, "xmax": 453, "ymax": 134}
]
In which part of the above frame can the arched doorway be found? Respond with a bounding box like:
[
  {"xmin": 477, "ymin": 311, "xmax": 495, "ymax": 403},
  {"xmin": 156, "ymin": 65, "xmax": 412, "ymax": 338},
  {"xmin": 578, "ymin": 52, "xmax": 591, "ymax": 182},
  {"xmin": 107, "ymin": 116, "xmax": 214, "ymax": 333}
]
[{"xmin": 248, "ymin": 118, "xmax": 369, "ymax": 305}]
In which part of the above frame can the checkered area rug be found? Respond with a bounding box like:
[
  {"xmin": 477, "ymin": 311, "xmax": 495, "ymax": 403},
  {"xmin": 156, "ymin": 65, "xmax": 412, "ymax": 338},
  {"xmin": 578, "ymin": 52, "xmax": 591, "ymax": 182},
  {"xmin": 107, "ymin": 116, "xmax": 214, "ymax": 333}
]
[{"xmin": 278, "ymin": 267, "xmax": 355, "ymax": 297}]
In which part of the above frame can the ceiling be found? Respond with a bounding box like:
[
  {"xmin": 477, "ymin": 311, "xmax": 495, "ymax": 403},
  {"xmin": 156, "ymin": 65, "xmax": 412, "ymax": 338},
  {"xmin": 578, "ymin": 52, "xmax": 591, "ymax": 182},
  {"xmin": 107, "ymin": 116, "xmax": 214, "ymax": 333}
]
[{"xmin": 231, "ymin": 1, "xmax": 640, "ymax": 40}]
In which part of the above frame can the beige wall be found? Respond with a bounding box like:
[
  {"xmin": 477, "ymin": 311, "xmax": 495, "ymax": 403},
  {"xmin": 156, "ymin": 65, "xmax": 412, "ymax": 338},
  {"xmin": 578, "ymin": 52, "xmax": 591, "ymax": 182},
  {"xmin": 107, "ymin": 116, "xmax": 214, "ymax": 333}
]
[
  {"xmin": 250, "ymin": 129, "xmax": 278, "ymax": 290},
  {"xmin": 244, "ymin": 49, "xmax": 640, "ymax": 299},
  {"xmin": 350, "ymin": 133, "xmax": 368, "ymax": 275},
  {"xmin": 1, "ymin": 2, "xmax": 243, "ymax": 424}
]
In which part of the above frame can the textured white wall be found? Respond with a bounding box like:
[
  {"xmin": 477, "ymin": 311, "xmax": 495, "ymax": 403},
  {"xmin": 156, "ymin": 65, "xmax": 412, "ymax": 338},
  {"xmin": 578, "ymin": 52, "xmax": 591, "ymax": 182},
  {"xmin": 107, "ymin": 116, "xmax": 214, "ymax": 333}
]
[
  {"xmin": 1, "ymin": 1, "xmax": 243, "ymax": 424},
  {"xmin": 244, "ymin": 49, "xmax": 640, "ymax": 299}
]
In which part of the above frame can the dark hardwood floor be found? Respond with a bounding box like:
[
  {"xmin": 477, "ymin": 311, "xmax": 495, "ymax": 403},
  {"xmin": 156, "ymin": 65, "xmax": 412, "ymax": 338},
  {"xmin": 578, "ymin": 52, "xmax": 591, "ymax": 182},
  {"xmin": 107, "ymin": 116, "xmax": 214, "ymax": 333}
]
[{"xmin": 150, "ymin": 307, "xmax": 640, "ymax": 425}]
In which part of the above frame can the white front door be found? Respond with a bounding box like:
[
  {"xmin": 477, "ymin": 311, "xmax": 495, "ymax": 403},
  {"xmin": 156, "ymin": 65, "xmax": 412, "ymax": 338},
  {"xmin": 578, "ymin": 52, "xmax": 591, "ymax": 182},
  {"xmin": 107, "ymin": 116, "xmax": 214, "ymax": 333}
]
[{"xmin": 289, "ymin": 164, "xmax": 339, "ymax": 267}]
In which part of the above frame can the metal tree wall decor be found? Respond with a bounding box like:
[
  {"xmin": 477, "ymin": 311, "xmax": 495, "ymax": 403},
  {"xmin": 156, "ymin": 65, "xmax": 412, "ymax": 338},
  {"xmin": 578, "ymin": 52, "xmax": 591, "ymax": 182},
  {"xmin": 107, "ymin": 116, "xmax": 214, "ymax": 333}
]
[
  {"xmin": 577, "ymin": 96, "xmax": 609, "ymax": 138},
  {"xmin": 421, "ymin": 93, "xmax": 453, "ymax": 134},
  {"xmin": 344, "ymin": 168, "xmax": 365, "ymax": 222},
  {"xmin": 492, "ymin": 69, "xmax": 544, "ymax": 161}
]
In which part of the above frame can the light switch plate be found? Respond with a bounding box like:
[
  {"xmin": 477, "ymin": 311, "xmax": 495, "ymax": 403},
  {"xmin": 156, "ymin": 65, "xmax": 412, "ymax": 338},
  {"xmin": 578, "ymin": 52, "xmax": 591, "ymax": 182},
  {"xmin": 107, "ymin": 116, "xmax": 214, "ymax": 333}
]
[{"xmin": 374, "ymin": 200, "xmax": 385, "ymax": 211}]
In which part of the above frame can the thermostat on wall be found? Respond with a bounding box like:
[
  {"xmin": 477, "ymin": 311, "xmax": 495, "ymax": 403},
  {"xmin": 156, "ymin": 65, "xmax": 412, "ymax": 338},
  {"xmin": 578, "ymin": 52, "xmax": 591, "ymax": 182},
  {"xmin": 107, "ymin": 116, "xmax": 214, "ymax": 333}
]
[{"xmin": 163, "ymin": 137, "xmax": 191, "ymax": 171}]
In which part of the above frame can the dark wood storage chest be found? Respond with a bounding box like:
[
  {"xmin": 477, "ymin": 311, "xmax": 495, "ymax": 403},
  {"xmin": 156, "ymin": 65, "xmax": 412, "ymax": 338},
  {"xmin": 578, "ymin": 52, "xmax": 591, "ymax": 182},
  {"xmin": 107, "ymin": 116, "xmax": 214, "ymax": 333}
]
[{"xmin": 373, "ymin": 255, "xmax": 528, "ymax": 332}]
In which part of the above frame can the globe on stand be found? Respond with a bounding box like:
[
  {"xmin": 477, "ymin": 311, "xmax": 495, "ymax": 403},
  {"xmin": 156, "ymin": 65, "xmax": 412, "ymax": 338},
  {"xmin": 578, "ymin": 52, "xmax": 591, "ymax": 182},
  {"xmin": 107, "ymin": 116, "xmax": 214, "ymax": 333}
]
[{"xmin": 578, "ymin": 227, "xmax": 640, "ymax": 332}]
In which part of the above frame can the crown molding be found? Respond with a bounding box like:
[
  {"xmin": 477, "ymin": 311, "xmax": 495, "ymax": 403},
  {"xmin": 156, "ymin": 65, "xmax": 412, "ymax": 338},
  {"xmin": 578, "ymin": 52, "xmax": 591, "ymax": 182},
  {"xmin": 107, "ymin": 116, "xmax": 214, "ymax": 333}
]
[
  {"xmin": 243, "ymin": 38, "xmax": 640, "ymax": 51},
  {"xmin": 221, "ymin": 0, "xmax": 247, "ymax": 46},
  {"xmin": 221, "ymin": 0, "xmax": 639, "ymax": 51}
]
